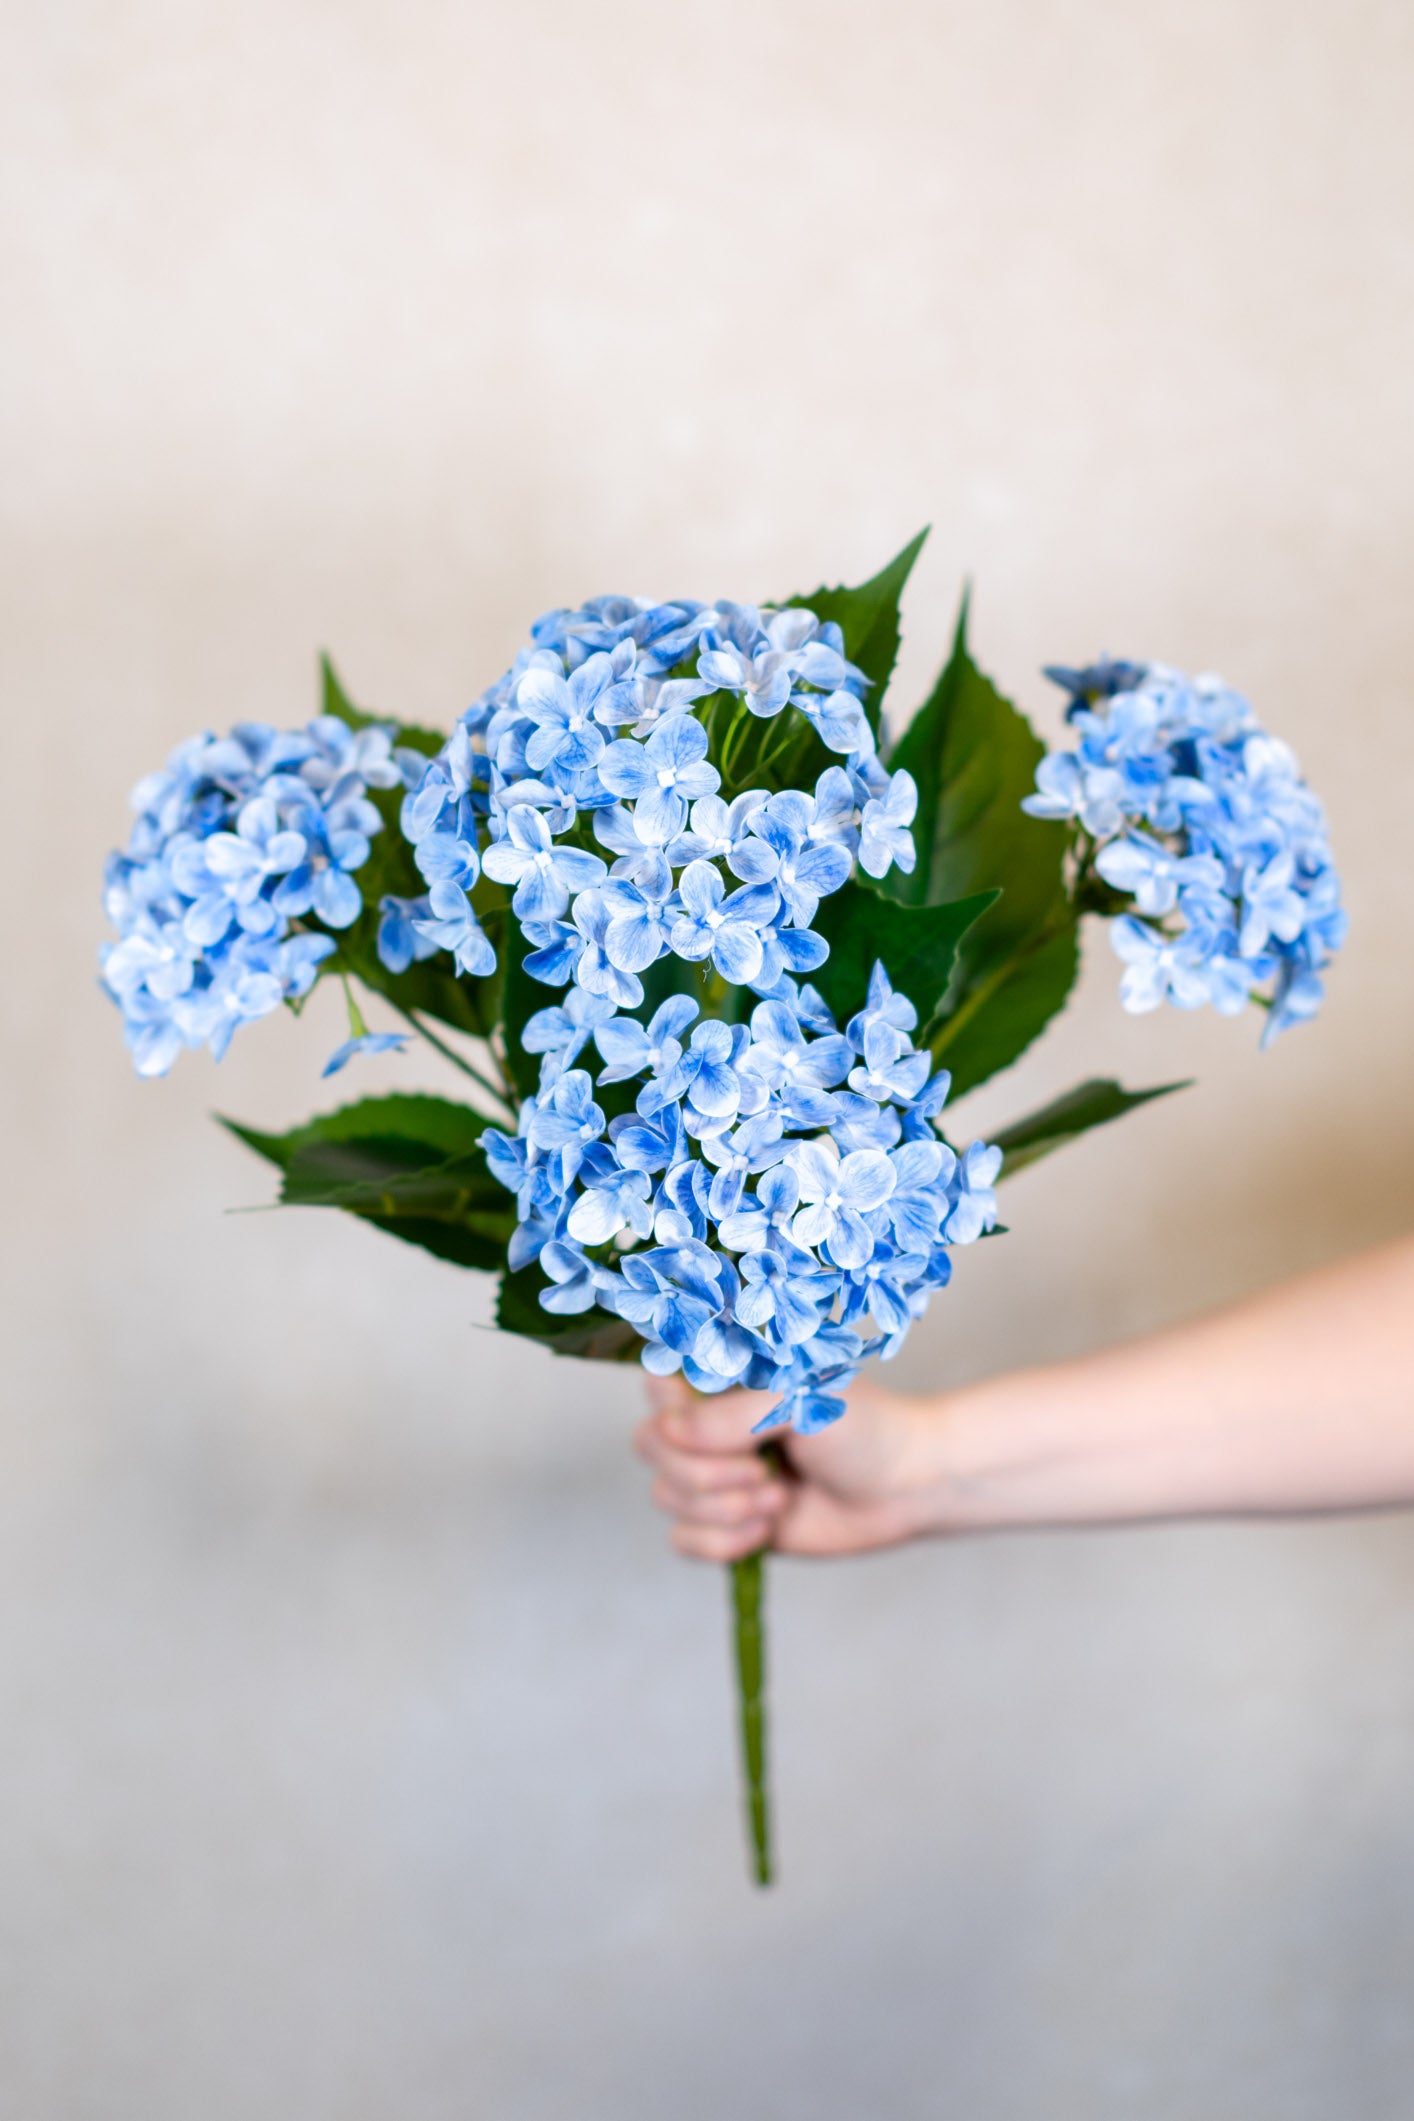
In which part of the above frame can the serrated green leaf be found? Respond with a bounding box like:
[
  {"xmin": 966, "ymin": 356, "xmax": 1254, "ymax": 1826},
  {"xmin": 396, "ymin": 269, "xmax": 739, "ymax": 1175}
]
[
  {"xmin": 991, "ymin": 1076, "xmax": 1190, "ymax": 1178},
  {"xmin": 784, "ymin": 527, "xmax": 929, "ymax": 730},
  {"xmin": 812, "ymin": 877, "xmax": 997, "ymax": 1026},
  {"xmin": 887, "ymin": 592, "xmax": 1078, "ymax": 1093},
  {"xmin": 496, "ymin": 1263, "xmax": 644, "ymax": 1362}
]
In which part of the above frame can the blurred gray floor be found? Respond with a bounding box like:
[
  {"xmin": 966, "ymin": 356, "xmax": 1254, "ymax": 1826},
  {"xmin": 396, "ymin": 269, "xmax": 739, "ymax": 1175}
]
[{"xmin": 4, "ymin": 1345, "xmax": 1414, "ymax": 2121}]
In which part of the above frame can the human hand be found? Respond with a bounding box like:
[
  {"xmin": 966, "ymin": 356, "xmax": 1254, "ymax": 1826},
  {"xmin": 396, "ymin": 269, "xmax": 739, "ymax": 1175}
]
[{"xmin": 634, "ymin": 1372, "xmax": 943, "ymax": 1561}]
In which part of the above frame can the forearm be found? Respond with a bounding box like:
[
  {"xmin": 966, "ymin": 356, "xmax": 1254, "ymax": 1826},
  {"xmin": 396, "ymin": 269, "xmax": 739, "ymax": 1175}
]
[{"xmin": 908, "ymin": 1236, "xmax": 1414, "ymax": 1534}]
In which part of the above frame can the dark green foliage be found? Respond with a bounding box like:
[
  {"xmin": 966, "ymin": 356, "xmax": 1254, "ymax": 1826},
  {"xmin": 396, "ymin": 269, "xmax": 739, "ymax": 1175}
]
[
  {"xmin": 221, "ymin": 1094, "xmax": 513, "ymax": 1272},
  {"xmin": 990, "ymin": 1076, "xmax": 1189, "ymax": 1179},
  {"xmin": 885, "ymin": 593, "xmax": 1079, "ymax": 1097},
  {"xmin": 812, "ymin": 877, "xmax": 997, "ymax": 1029},
  {"xmin": 639, "ymin": 947, "xmax": 721, "ymax": 1021}
]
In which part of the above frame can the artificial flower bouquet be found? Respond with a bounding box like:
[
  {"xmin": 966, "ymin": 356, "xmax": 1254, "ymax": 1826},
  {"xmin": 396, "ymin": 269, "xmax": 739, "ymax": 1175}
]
[{"xmin": 101, "ymin": 532, "xmax": 1343, "ymax": 1883}]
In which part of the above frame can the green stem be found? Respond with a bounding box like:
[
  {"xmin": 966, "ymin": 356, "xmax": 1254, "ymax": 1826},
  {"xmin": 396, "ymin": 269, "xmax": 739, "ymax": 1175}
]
[
  {"xmin": 748, "ymin": 720, "xmax": 803, "ymax": 784},
  {"xmin": 717, "ymin": 699, "xmax": 755, "ymax": 785},
  {"xmin": 727, "ymin": 1435, "xmax": 786, "ymax": 1887},
  {"xmin": 339, "ymin": 974, "xmax": 370, "ymax": 1041},
  {"xmin": 486, "ymin": 1026, "xmax": 519, "ymax": 1103},
  {"xmin": 730, "ymin": 1543, "xmax": 772, "ymax": 1887},
  {"xmin": 389, "ymin": 1003, "xmax": 517, "ymax": 1118}
]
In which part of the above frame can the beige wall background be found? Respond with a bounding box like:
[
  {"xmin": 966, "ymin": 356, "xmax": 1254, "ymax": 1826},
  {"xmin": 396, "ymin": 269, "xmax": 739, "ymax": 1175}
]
[{"xmin": 4, "ymin": 3, "xmax": 1414, "ymax": 2115}]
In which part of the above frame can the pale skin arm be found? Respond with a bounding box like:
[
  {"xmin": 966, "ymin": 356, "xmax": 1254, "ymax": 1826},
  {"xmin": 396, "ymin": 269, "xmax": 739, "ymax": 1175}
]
[{"xmin": 634, "ymin": 1235, "xmax": 1414, "ymax": 1562}]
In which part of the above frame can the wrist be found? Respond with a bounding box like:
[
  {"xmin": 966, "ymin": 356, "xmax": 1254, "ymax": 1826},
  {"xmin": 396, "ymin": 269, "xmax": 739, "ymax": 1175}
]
[{"xmin": 890, "ymin": 1369, "xmax": 1071, "ymax": 1537}]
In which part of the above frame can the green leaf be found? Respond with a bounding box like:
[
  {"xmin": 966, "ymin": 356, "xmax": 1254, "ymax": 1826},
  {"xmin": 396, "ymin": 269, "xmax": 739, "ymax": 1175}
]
[
  {"xmin": 221, "ymin": 1092, "xmax": 489, "ymax": 1170},
  {"xmin": 811, "ymin": 877, "xmax": 997, "ymax": 1026},
  {"xmin": 278, "ymin": 1131, "xmax": 458, "ymax": 1195},
  {"xmin": 356, "ymin": 1216, "xmax": 509, "ymax": 1272},
  {"xmin": 280, "ymin": 1141, "xmax": 496, "ymax": 1210},
  {"xmin": 218, "ymin": 1094, "xmax": 513, "ymax": 1271},
  {"xmin": 886, "ymin": 591, "xmax": 1078, "ymax": 1094},
  {"xmin": 321, "ymin": 651, "xmax": 445, "ymax": 757},
  {"xmin": 221, "ymin": 1117, "xmax": 299, "ymax": 1172},
  {"xmin": 495, "ymin": 1263, "xmax": 644, "ymax": 1362},
  {"xmin": 784, "ymin": 527, "xmax": 929, "ymax": 731},
  {"xmin": 991, "ymin": 1076, "xmax": 1190, "ymax": 1179},
  {"xmin": 281, "ymin": 1142, "xmax": 513, "ymax": 1271}
]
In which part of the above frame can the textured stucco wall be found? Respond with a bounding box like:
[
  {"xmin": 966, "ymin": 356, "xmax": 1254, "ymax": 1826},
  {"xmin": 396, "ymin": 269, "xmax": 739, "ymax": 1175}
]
[{"xmin": 3, "ymin": 3, "xmax": 1414, "ymax": 2115}]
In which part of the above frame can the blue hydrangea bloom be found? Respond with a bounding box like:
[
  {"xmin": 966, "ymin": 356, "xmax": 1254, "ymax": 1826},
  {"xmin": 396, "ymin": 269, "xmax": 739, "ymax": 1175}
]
[
  {"xmin": 394, "ymin": 592, "xmax": 921, "ymax": 1015},
  {"xmin": 480, "ymin": 804, "xmax": 607, "ymax": 922},
  {"xmin": 376, "ymin": 894, "xmax": 439, "ymax": 975},
  {"xmin": 523, "ymin": 988, "xmax": 620, "ymax": 1081},
  {"xmin": 101, "ymin": 717, "xmax": 408, "ymax": 1074},
  {"xmin": 1024, "ymin": 662, "xmax": 1345, "ymax": 1040},
  {"xmin": 482, "ymin": 961, "xmax": 1000, "ymax": 1434},
  {"xmin": 322, "ymin": 1030, "xmax": 410, "ymax": 1077},
  {"xmin": 413, "ymin": 879, "xmax": 497, "ymax": 978}
]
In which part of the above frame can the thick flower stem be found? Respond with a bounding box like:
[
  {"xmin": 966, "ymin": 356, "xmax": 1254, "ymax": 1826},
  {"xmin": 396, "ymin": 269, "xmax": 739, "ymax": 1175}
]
[
  {"xmin": 729, "ymin": 1438, "xmax": 785, "ymax": 1888},
  {"xmin": 729, "ymin": 1545, "xmax": 772, "ymax": 1886}
]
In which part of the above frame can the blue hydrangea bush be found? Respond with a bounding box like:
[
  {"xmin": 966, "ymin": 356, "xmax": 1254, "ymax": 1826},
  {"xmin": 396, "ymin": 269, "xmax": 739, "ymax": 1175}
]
[
  {"xmin": 102, "ymin": 533, "xmax": 1343, "ymax": 1880},
  {"xmin": 101, "ymin": 538, "xmax": 1347, "ymax": 1426}
]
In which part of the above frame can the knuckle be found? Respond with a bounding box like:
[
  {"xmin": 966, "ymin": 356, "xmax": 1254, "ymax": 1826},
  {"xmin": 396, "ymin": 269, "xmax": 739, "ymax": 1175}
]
[{"xmin": 700, "ymin": 1452, "xmax": 760, "ymax": 1489}]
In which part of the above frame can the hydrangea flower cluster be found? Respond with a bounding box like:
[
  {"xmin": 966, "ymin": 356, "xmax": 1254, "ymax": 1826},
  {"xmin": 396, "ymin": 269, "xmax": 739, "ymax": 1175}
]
[
  {"xmin": 483, "ymin": 966, "xmax": 1000, "ymax": 1435},
  {"xmin": 393, "ymin": 592, "xmax": 954, "ymax": 1424},
  {"xmin": 386, "ymin": 594, "xmax": 919, "ymax": 1006},
  {"xmin": 1024, "ymin": 661, "xmax": 1345, "ymax": 1041},
  {"xmin": 101, "ymin": 717, "xmax": 404, "ymax": 1076}
]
